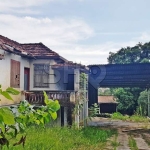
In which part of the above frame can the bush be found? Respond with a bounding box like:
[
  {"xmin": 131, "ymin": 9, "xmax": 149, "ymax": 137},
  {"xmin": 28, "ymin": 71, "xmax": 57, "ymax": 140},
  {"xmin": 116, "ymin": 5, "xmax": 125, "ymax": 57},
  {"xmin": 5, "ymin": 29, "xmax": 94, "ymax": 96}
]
[{"xmin": 111, "ymin": 112, "xmax": 129, "ymax": 121}]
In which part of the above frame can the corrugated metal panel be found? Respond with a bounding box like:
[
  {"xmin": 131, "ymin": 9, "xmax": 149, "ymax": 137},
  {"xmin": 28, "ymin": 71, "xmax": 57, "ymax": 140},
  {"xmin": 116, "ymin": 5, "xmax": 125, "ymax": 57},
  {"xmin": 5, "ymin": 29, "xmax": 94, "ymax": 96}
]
[{"xmin": 89, "ymin": 63, "xmax": 150, "ymax": 88}]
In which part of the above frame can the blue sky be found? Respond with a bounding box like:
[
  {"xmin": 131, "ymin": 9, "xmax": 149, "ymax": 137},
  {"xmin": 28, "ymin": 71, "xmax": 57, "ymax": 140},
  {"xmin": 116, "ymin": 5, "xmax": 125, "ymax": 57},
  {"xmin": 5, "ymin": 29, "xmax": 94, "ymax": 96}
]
[{"xmin": 0, "ymin": 0, "xmax": 150, "ymax": 65}]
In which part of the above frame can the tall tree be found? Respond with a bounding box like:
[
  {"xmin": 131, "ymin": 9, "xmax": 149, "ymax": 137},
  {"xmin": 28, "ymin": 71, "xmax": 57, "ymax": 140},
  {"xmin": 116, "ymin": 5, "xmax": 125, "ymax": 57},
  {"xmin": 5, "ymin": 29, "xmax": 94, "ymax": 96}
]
[{"xmin": 108, "ymin": 42, "xmax": 150, "ymax": 64}]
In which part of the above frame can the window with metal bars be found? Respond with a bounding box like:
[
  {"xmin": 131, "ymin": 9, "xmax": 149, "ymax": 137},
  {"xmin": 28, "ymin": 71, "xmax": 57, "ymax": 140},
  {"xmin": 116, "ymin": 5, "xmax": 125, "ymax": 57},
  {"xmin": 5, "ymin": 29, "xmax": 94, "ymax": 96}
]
[{"xmin": 34, "ymin": 64, "xmax": 49, "ymax": 88}]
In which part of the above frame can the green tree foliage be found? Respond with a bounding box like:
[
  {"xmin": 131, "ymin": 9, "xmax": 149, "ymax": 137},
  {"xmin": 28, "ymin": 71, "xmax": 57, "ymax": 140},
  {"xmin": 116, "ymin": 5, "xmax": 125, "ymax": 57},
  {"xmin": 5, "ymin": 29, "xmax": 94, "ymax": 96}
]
[
  {"xmin": 107, "ymin": 42, "xmax": 150, "ymax": 114},
  {"xmin": 98, "ymin": 88, "xmax": 112, "ymax": 96},
  {"xmin": 113, "ymin": 88, "xmax": 134, "ymax": 113},
  {"xmin": 108, "ymin": 42, "xmax": 150, "ymax": 64},
  {"xmin": 137, "ymin": 90, "xmax": 148, "ymax": 116}
]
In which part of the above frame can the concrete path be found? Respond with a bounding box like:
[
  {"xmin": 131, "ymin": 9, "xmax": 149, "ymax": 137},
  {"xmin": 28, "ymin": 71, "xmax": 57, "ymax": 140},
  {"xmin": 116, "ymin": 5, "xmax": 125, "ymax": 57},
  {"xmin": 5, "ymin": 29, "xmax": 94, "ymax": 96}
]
[
  {"xmin": 134, "ymin": 137, "xmax": 150, "ymax": 150},
  {"xmin": 117, "ymin": 131, "xmax": 130, "ymax": 150},
  {"xmin": 89, "ymin": 117, "xmax": 150, "ymax": 150}
]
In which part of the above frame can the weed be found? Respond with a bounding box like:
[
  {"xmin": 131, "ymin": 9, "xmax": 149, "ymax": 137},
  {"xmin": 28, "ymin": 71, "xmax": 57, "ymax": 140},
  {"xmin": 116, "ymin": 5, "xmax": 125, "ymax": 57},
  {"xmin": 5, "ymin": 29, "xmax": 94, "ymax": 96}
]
[
  {"xmin": 129, "ymin": 115, "xmax": 149, "ymax": 123},
  {"xmin": 128, "ymin": 136, "xmax": 138, "ymax": 150},
  {"xmin": 111, "ymin": 134, "xmax": 120, "ymax": 150}
]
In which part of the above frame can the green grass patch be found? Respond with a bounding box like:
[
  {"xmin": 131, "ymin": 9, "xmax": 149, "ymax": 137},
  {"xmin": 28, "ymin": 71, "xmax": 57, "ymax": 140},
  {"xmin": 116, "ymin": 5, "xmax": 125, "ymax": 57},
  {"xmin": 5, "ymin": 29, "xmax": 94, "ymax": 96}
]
[
  {"xmin": 111, "ymin": 112, "xmax": 149, "ymax": 123},
  {"xmin": 111, "ymin": 134, "xmax": 120, "ymax": 150},
  {"xmin": 128, "ymin": 136, "xmax": 138, "ymax": 150},
  {"xmin": 111, "ymin": 112, "xmax": 129, "ymax": 121},
  {"xmin": 2, "ymin": 126, "xmax": 117, "ymax": 150},
  {"xmin": 129, "ymin": 115, "xmax": 149, "ymax": 123}
]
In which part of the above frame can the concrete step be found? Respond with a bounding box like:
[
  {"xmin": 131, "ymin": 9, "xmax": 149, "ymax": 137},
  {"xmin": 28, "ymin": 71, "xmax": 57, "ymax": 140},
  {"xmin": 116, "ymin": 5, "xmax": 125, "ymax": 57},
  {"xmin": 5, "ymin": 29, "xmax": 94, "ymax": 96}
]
[
  {"xmin": 117, "ymin": 132, "xmax": 130, "ymax": 150},
  {"xmin": 134, "ymin": 137, "xmax": 150, "ymax": 150}
]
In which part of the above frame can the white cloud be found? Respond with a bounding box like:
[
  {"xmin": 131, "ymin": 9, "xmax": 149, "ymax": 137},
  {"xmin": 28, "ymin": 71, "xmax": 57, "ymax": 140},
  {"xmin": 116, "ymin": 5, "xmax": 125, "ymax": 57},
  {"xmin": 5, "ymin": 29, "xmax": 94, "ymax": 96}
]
[
  {"xmin": 0, "ymin": 14, "xmax": 150, "ymax": 66},
  {"xmin": 0, "ymin": 0, "xmax": 56, "ymax": 14},
  {"xmin": 134, "ymin": 32, "xmax": 150, "ymax": 42},
  {"xmin": 0, "ymin": 14, "xmax": 95, "ymax": 64},
  {"xmin": 0, "ymin": 14, "xmax": 93, "ymax": 44},
  {"xmin": 52, "ymin": 41, "xmax": 139, "ymax": 65},
  {"xmin": 0, "ymin": 0, "xmax": 52, "ymax": 8}
]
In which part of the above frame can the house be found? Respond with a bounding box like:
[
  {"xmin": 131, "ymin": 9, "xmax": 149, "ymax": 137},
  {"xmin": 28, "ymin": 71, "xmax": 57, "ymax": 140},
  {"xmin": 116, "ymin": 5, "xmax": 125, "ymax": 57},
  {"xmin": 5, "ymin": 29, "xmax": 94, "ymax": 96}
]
[
  {"xmin": 0, "ymin": 35, "xmax": 88, "ymax": 127},
  {"xmin": 98, "ymin": 96, "xmax": 117, "ymax": 113}
]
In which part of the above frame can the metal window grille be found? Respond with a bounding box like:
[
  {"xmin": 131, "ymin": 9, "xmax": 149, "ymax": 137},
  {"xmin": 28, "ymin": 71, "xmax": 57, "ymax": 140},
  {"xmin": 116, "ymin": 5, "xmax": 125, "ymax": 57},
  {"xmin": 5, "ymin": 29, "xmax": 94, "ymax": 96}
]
[{"xmin": 34, "ymin": 64, "xmax": 49, "ymax": 88}]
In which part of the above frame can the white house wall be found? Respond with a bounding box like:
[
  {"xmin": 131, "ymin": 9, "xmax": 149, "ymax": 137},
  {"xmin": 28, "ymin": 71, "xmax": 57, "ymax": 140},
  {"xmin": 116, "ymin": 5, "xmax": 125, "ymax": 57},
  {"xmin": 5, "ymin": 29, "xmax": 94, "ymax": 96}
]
[
  {"xmin": 0, "ymin": 49, "xmax": 68, "ymax": 105},
  {"xmin": 0, "ymin": 49, "xmax": 30, "ymax": 105}
]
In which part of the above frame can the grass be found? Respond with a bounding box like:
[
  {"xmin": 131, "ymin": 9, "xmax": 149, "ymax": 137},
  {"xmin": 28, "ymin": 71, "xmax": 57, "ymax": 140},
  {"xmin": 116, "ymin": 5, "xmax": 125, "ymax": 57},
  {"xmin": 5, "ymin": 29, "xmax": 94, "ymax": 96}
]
[
  {"xmin": 111, "ymin": 112, "xmax": 149, "ymax": 123},
  {"xmin": 129, "ymin": 115, "xmax": 149, "ymax": 123},
  {"xmin": 2, "ymin": 126, "xmax": 117, "ymax": 150},
  {"xmin": 110, "ymin": 134, "xmax": 120, "ymax": 150},
  {"xmin": 128, "ymin": 136, "xmax": 138, "ymax": 150}
]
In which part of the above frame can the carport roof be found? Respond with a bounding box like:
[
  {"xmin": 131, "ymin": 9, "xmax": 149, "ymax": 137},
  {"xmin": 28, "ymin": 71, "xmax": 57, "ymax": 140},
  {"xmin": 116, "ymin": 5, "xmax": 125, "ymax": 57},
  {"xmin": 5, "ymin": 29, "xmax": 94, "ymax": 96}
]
[{"xmin": 89, "ymin": 63, "xmax": 150, "ymax": 88}]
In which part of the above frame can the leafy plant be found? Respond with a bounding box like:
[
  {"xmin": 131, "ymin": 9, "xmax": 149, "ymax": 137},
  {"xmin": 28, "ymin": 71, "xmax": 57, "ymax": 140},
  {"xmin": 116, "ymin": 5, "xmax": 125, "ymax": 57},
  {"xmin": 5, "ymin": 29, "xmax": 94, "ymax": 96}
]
[
  {"xmin": 0, "ymin": 85, "xmax": 19, "ymax": 101},
  {"xmin": 0, "ymin": 85, "xmax": 60, "ymax": 149},
  {"xmin": 89, "ymin": 103, "xmax": 100, "ymax": 117}
]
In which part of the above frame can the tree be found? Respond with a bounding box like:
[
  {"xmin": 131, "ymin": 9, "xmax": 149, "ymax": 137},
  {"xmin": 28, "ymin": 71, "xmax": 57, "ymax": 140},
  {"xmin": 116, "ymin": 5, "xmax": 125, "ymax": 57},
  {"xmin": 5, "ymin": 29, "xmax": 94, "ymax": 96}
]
[
  {"xmin": 107, "ymin": 41, "xmax": 150, "ymax": 115},
  {"xmin": 137, "ymin": 90, "xmax": 148, "ymax": 116},
  {"xmin": 98, "ymin": 88, "xmax": 112, "ymax": 96},
  {"xmin": 108, "ymin": 42, "xmax": 150, "ymax": 64},
  {"xmin": 113, "ymin": 88, "xmax": 135, "ymax": 114}
]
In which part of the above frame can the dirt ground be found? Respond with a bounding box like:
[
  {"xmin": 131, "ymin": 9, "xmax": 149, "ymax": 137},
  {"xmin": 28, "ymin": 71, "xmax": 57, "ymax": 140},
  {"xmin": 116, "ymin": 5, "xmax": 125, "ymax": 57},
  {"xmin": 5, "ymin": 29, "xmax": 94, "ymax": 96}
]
[{"xmin": 88, "ymin": 117, "xmax": 150, "ymax": 150}]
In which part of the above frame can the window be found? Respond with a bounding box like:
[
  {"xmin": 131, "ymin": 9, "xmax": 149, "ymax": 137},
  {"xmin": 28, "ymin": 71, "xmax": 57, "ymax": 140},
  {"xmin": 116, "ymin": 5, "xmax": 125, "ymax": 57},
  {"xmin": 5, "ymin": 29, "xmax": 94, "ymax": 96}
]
[
  {"xmin": 10, "ymin": 59, "xmax": 20, "ymax": 88},
  {"xmin": 34, "ymin": 64, "xmax": 49, "ymax": 88}
]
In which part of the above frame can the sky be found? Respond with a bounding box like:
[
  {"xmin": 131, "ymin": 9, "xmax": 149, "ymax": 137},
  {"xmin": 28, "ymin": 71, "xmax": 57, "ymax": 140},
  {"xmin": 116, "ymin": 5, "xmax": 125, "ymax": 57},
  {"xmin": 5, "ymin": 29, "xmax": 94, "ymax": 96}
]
[{"xmin": 0, "ymin": 0, "xmax": 150, "ymax": 65}]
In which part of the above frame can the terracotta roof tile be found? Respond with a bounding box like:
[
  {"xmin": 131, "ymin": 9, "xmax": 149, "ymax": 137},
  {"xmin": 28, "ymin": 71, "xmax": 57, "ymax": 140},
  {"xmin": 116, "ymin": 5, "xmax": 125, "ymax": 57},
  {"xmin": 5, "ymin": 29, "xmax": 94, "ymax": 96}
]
[
  {"xmin": 21, "ymin": 43, "xmax": 59, "ymax": 58},
  {"xmin": 0, "ymin": 35, "xmax": 67, "ymax": 61},
  {"xmin": 98, "ymin": 96, "xmax": 117, "ymax": 103},
  {"xmin": 0, "ymin": 35, "xmax": 25, "ymax": 52},
  {"xmin": 52, "ymin": 61, "xmax": 88, "ymax": 70}
]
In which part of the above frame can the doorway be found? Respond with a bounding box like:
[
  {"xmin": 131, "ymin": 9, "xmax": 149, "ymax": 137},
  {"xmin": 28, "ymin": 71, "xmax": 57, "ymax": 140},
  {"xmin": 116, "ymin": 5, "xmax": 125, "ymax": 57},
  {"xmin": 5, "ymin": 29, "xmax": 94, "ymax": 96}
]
[{"xmin": 24, "ymin": 68, "xmax": 30, "ymax": 90}]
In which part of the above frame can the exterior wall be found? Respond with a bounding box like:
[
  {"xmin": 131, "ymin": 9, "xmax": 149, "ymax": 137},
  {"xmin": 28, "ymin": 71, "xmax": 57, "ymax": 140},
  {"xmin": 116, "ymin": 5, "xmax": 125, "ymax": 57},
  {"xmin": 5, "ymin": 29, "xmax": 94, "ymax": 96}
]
[
  {"xmin": 0, "ymin": 50, "xmax": 71, "ymax": 106},
  {"xmin": 0, "ymin": 49, "xmax": 30, "ymax": 105},
  {"xmin": 99, "ymin": 103, "xmax": 117, "ymax": 113}
]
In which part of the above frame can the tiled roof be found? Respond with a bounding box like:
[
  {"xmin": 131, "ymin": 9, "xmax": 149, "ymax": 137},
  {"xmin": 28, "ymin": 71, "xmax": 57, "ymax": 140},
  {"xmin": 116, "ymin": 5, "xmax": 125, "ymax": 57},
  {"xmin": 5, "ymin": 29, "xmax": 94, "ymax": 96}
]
[
  {"xmin": 0, "ymin": 35, "xmax": 67, "ymax": 61},
  {"xmin": 52, "ymin": 61, "xmax": 88, "ymax": 70},
  {"xmin": 98, "ymin": 96, "xmax": 117, "ymax": 104},
  {"xmin": 0, "ymin": 35, "xmax": 26, "ymax": 53},
  {"xmin": 21, "ymin": 43, "xmax": 60, "ymax": 58}
]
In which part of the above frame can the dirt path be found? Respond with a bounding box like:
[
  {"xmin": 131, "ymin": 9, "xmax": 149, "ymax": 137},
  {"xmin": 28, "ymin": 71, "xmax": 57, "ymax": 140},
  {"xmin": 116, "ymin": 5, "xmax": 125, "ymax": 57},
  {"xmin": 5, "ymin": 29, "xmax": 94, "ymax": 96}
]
[{"xmin": 88, "ymin": 117, "xmax": 150, "ymax": 150}]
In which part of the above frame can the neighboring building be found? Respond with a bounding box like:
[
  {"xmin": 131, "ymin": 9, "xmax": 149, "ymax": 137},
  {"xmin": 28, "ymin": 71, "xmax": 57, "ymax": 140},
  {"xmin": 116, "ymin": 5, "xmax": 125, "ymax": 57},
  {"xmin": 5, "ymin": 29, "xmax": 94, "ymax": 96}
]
[
  {"xmin": 0, "ymin": 35, "xmax": 88, "ymax": 126},
  {"xmin": 98, "ymin": 96, "xmax": 117, "ymax": 113}
]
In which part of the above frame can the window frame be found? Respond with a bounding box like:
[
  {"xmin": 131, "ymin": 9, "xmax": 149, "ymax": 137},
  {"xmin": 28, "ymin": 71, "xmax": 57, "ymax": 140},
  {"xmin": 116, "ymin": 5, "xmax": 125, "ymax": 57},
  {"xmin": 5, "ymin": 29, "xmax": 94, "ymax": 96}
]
[{"xmin": 33, "ymin": 64, "xmax": 50, "ymax": 88}]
